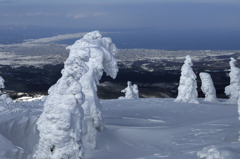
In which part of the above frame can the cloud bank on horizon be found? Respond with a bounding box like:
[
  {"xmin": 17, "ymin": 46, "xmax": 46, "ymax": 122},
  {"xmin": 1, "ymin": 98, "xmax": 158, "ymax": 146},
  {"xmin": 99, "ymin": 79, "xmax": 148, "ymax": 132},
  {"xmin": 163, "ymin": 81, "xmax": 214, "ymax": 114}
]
[
  {"xmin": 0, "ymin": 0, "xmax": 240, "ymax": 30},
  {"xmin": 1, "ymin": 0, "xmax": 240, "ymax": 4}
]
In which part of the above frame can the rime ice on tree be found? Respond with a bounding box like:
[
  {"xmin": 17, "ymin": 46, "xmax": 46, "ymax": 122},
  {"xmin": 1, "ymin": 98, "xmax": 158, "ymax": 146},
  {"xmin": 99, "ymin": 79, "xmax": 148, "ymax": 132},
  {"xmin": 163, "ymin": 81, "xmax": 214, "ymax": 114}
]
[
  {"xmin": 0, "ymin": 76, "xmax": 12, "ymax": 105},
  {"xmin": 238, "ymin": 97, "xmax": 240, "ymax": 121},
  {"xmin": 133, "ymin": 84, "xmax": 139, "ymax": 99},
  {"xmin": 199, "ymin": 72, "xmax": 217, "ymax": 103},
  {"xmin": 119, "ymin": 81, "xmax": 139, "ymax": 99},
  {"xmin": 67, "ymin": 31, "xmax": 118, "ymax": 149},
  {"xmin": 225, "ymin": 57, "xmax": 240, "ymax": 104},
  {"xmin": 174, "ymin": 55, "xmax": 199, "ymax": 104},
  {"xmin": 34, "ymin": 37, "xmax": 90, "ymax": 159},
  {"xmin": 0, "ymin": 76, "xmax": 5, "ymax": 93}
]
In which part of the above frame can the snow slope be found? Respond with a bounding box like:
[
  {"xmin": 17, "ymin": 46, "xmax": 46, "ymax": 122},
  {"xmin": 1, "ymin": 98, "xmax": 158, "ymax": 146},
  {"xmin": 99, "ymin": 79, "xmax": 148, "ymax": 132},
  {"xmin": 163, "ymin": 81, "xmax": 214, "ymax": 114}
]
[{"xmin": 0, "ymin": 98, "xmax": 240, "ymax": 159}]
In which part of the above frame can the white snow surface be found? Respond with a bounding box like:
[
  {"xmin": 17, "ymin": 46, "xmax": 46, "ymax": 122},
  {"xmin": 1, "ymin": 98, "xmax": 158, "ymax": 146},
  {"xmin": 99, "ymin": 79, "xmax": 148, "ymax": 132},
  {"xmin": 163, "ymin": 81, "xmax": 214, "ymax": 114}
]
[
  {"xmin": 200, "ymin": 72, "xmax": 217, "ymax": 103},
  {"xmin": 225, "ymin": 57, "xmax": 240, "ymax": 104},
  {"xmin": 175, "ymin": 55, "xmax": 199, "ymax": 104},
  {"xmin": 1, "ymin": 98, "xmax": 240, "ymax": 159}
]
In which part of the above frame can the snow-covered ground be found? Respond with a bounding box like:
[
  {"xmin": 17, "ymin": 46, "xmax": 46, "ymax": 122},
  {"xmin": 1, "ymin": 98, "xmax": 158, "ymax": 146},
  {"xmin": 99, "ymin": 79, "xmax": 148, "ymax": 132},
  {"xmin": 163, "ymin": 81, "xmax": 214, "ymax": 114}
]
[{"xmin": 0, "ymin": 98, "xmax": 240, "ymax": 159}]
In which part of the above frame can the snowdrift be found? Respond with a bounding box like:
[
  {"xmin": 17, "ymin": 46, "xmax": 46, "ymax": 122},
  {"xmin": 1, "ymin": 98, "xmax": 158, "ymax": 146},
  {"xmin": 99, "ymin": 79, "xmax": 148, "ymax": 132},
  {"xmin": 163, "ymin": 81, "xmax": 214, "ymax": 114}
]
[{"xmin": 0, "ymin": 98, "xmax": 240, "ymax": 159}]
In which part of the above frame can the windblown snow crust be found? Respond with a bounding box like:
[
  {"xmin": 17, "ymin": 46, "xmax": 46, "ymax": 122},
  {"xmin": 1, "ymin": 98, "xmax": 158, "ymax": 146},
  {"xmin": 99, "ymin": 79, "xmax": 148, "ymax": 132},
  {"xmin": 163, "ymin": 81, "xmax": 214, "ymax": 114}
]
[{"xmin": 1, "ymin": 98, "xmax": 240, "ymax": 159}]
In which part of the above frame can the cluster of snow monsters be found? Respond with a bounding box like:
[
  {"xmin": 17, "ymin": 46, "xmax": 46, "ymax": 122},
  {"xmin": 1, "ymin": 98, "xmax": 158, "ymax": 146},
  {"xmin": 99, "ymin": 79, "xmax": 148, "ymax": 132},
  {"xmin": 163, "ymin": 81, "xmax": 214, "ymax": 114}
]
[
  {"xmin": 119, "ymin": 81, "xmax": 139, "ymax": 99},
  {"xmin": 34, "ymin": 31, "xmax": 118, "ymax": 159},
  {"xmin": 175, "ymin": 55, "xmax": 240, "ymax": 105},
  {"xmin": 2, "ymin": 31, "xmax": 238, "ymax": 158}
]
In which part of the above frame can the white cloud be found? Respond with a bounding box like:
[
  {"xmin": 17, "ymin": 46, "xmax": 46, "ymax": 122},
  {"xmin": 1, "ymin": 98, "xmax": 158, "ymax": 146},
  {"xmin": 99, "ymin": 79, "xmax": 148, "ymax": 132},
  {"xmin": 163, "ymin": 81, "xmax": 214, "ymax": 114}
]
[{"xmin": 67, "ymin": 12, "xmax": 107, "ymax": 19}]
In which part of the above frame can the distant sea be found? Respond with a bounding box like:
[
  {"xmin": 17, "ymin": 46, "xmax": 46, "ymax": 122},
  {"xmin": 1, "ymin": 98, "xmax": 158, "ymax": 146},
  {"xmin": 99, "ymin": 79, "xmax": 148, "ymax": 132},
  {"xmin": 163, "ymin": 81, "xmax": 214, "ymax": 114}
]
[
  {"xmin": 107, "ymin": 28, "xmax": 240, "ymax": 50},
  {"xmin": 1, "ymin": 26, "xmax": 239, "ymax": 50},
  {"xmin": 59, "ymin": 28, "xmax": 240, "ymax": 50}
]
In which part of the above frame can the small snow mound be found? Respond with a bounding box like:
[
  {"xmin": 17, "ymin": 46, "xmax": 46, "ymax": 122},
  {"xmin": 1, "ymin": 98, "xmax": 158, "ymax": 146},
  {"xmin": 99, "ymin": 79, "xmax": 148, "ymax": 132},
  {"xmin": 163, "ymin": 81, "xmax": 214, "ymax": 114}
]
[
  {"xmin": 197, "ymin": 145, "xmax": 234, "ymax": 159},
  {"xmin": 197, "ymin": 146, "xmax": 223, "ymax": 159}
]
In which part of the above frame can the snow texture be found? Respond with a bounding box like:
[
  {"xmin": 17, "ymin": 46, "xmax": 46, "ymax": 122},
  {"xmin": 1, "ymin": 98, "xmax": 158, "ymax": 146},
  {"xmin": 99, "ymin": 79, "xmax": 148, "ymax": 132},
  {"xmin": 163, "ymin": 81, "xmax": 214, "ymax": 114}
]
[
  {"xmin": 33, "ymin": 33, "xmax": 90, "ymax": 159},
  {"xmin": 197, "ymin": 145, "xmax": 235, "ymax": 159},
  {"xmin": 225, "ymin": 57, "xmax": 240, "ymax": 104},
  {"xmin": 67, "ymin": 31, "xmax": 118, "ymax": 149},
  {"xmin": 1, "ymin": 98, "xmax": 240, "ymax": 159},
  {"xmin": 200, "ymin": 72, "xmax": 217, "ymax": 103},
  {"xmin": 175, "ymin": 55, "xmax": 199, "ymax": 104},
  {"xmin": 0, "ymin": 100, "xmax": 43, "ymax": 159},
  {"xmin": 0, "ymin": 94, "xmax": 13, "ymax": 105},
  {"xmin": 119, "ymin": 81, "xmax": 139, "ymax": 99},
  {"xmin": 197, "ymin": 145, "xmax": 223, "ymax": 159}
]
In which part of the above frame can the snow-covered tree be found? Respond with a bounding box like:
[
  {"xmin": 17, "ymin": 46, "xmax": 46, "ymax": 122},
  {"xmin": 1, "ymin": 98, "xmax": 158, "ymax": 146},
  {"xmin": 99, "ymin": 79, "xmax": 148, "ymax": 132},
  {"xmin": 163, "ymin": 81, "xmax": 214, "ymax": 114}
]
[
  {"xmin": 0, "ymin": 76, "xmax": 5, "ymax": 93},
  {"xmin": 175, "ymin": 55, "xmax": 199, "ymax": 104},
  {"xmin": 199, "ymin": 72, "xmax": 217, "ymax": 103},
  {"xmin": 238, "ymin": 96, "xmax": 240, "ymax": 121},
  {"xmin": 225, "ymin": 57, "xmax": 240, "ymax": 104},
  {"xmin": 121, "ymin": 81, "xmax": 135, "ymax": 99},
  {"xmin": 67, "ymin": 31, "xmax": 118, "ymax": 149},
  {"xmin": 34, "ymin": 36, "xmax": 90, "ymax": 159},
  {"xmin": 0, "ymin": 76, "xmax": 12, "ymax": 105},
  {"xmin": 119, "ymin": 81, "xmax": 139, "ymax": 99},
  {"xmin": 133, "ymin": 84, "xmax": 139, "ymax": 99}
]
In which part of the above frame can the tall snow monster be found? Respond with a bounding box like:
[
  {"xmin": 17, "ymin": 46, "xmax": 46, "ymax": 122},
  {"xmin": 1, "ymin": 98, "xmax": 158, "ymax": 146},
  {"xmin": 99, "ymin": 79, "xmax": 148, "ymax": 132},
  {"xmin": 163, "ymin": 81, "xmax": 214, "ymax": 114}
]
[
  {"xmin": 0, "ymin": 76, "xmax": 13, "ymax": 105},
  {"xmin": 0, "ymin": 76, "xmax": 5, "ymax": 93},
  {"xmin": 67, "ymin": 31, "xmax": 118, "ymax": 149},
  {"xmin": 175, "ymin": 55, "xmax": 199, "ymax": 104},
  {"xmin": 34, "ymin": 33, "xmax": 91, "ymax": 159},
  {"xmin": 199, "ymin": 72, "xmax": 217, "ymax": 103},
  {"xmin": 133, "ymin": 84, "xmax": 139, "ymax": 99},
  {"xmin": 225, "ymin": 57, "xmax": 240, "ymax": 104}
]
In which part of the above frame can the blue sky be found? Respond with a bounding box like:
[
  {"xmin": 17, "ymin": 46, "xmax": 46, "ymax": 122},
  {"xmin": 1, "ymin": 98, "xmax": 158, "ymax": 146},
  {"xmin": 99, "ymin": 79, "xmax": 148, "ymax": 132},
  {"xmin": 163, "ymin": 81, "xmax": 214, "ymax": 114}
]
[{"xmin": 0, "ymin": 0, "xmax": 240, "ymax": 30}]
